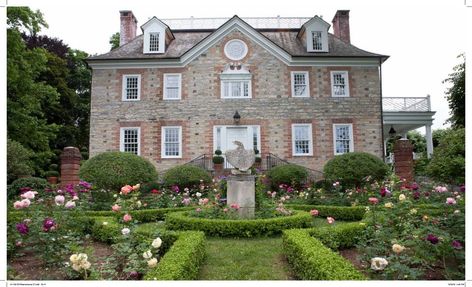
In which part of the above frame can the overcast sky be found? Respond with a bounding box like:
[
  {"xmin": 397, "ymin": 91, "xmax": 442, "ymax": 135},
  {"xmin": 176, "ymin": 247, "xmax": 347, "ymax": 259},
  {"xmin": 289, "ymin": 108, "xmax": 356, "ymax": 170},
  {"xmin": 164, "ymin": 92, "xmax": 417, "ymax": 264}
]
[{"xmin": 8, "ymin": 0, "xmax": 469, "ymax": 132}]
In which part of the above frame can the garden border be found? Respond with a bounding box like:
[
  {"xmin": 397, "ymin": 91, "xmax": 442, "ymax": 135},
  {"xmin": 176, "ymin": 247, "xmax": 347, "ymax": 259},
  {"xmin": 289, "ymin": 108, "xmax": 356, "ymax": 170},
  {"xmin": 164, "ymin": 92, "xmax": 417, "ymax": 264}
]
[
  {"xmin": 165, "ymin": 210, "xmax": 312, "ymax": 237},
  {"xmin": 286, "ymin": 204, "xmax": 366, "ymax": 221}
]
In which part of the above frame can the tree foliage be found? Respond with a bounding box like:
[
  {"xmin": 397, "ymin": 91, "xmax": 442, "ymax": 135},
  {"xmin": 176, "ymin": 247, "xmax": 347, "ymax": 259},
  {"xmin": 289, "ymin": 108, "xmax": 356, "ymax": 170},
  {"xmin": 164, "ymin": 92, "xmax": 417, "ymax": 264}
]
[
  {"xmin": 444, "ymin": 54, "xmax": 465, "ymax": 128},
  {"xmin": 109, "ymin": 32, "xmax": 120, "ymax": 50}
]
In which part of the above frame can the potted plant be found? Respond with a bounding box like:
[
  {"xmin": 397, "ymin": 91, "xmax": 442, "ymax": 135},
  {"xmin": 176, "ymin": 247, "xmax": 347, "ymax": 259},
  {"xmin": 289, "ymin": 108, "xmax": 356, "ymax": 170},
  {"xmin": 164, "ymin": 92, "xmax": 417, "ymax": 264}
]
[
  {"xmin": 45, "ymin": 170, "xmax": 60, "ymax": 184},
  {"xmin": 213, "ymin": 150, "xmax": 224, "ymax": 173},
  {"xmin": 254, "ymin": 149, "xmax": 262, "ymax": 168}
]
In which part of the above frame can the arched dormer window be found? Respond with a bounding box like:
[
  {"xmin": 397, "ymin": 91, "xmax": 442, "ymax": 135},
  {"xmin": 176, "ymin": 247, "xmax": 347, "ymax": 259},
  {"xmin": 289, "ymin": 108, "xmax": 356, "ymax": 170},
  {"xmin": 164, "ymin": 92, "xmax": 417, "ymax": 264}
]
[{"xmin": 220, "ymin": 63, "xmax": 252, "ymax": 99}]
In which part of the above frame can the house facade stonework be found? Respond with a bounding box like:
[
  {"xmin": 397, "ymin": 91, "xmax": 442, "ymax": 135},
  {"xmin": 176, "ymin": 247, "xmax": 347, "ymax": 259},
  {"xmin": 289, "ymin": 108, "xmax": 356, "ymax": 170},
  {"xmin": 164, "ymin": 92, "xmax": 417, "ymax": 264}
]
[{"xmin": 87, "ymin": 11, "xmax": 387, "ymax": 173}]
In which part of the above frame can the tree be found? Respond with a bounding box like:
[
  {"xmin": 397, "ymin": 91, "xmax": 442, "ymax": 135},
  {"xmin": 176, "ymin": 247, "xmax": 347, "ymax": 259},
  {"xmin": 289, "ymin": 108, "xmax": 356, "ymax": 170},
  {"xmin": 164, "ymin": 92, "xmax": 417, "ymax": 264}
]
[
  {"xmin": 109, "ymin": 32, "xmax": 120, "ymax": 50},
  {"xmin": 444, "ymin": 54, "xmax": 465, "ymax": 128}
]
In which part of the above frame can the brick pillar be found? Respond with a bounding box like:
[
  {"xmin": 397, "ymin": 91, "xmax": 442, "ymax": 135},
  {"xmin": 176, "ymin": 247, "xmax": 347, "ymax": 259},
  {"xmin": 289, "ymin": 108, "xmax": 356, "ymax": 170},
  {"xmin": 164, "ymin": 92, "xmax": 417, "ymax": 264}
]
[
  {"xmin": 393, "ymin": 139, "xmax": 414, "ymax": 183},
  {"xmin": 60, "ymin": 147, "xmax": 82, "ymax": 187}
]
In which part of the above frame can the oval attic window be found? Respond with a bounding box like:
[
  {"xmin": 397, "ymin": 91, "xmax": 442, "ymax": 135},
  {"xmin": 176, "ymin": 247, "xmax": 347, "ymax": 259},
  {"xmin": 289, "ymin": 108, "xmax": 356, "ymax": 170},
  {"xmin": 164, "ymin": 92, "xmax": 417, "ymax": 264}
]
[{"xmin": 224, "ymin": 39, "xmax": 248, "ymax": 61}]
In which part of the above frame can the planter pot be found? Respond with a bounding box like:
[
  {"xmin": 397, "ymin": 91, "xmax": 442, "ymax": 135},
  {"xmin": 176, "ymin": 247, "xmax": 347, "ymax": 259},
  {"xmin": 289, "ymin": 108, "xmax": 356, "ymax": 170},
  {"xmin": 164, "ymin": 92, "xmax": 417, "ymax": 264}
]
[
  {"xmin": 47, "ymin": 176, "xmax": 58, "ymax": 184},
  {"xmin": 213, "ymin": 163, "xmax": 224, "ymax": 172}
]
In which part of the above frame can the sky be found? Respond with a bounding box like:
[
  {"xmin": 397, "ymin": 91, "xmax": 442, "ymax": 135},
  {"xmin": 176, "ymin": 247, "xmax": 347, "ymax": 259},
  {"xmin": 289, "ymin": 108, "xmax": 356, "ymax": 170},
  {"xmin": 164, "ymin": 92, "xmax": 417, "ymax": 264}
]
[{"xmin": 7, "ymin": 0, "xmax": 469, "ymax": 132}]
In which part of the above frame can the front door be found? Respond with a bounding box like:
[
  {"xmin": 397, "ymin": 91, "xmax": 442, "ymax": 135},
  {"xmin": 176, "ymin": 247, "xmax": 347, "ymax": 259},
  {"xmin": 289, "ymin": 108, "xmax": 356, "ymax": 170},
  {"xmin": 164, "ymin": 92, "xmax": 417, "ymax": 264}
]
[{"xmin": 224, "ymin": 127, "xmax": 250, "ymax": 168}]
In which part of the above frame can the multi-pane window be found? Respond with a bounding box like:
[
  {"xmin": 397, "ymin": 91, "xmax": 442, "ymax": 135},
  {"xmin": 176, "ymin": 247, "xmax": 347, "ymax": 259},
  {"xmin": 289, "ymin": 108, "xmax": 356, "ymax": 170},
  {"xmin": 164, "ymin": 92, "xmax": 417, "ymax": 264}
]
[
  {"xmin": 162, "ymin": 126, "xmax": 182, "ymax": 158},
  {"xmin": 292, "ymin": 124, "xmax": 313, "ymax": 156},
  {"xmin": 120, "ymin": 128, "xmax": 140, "ymax": 155},
  {"xmin": 222, "ymin": 81, "xmax": 251, "ymax": 98},
  {"xmin": 331, "ymin": 71, "xmax": 349, "ymax": 97},
  {"xmin": 122, "ymin": 75, "xmax": 140, "ymax": 101},
  {"xmin": 291, "ymin": 72, "xmax": 309, "ymax": 97},
  {"xmin": 312, "ymin": 31, "xmax": 323, "ymax": 51},
  {"xmin": 149, "ymin": 32, "xmax": 160, "ymax": 52},
  {"xmin": 334, "ymin": 124, "xmax": 353, "ymax": 155},
  {"xmin": 164, "ymin": 74, "xmax": 181, "ymax": 100}
]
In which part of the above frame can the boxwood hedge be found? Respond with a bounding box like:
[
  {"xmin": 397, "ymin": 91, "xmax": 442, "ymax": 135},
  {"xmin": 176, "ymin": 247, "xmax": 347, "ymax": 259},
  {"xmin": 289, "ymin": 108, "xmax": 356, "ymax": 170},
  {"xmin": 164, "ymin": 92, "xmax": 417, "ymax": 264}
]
[
  {"xmin": 308, "ymin": 222, "xmax": 366, "ymax": 250},
  {"xmin": 282, "ymin": 229, "xmax": 366, "ymax": 280},
  {"xmin": 286, "ymin": 204, "xmax": 366, "ymax": 221},
  {"xmin": 165, "ymin": 210, "xmax": 312, "ymax": 237}
]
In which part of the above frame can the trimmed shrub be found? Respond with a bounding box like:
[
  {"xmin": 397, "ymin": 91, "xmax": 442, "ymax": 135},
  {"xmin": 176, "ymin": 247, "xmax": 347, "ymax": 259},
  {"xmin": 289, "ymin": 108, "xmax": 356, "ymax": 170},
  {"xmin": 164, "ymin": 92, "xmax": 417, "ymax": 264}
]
[
  {"xmin": 323, "ymin": 152, "xmax": 388, "ymax": 188},
  {"xmin": 267, "ymin": 164, "xmax": 309, "ymax": 188},
  {"xmin": 162, "ymin": 165, "xmax": 211, "ymax": 189},
  {"xmin": 308, "ymin": 222, "xmax": 366, "ymax": 250},
  {"xmin": 282, "ymin": 229, "xmax": 366, "ymax": 280},
  {"xmin": 90, "ymin": 217, "xmax": 121, "ymax": 243},
  {"xmin": 426, "ymin": 128, "xmax": 465, "ymax": 184},
  {"xmin": 144, "ymin": 231, "xmax": 206, "ymax": 280},
  {"xmin": 7, "ymin": 139, "xmax": 34, "ymax": 184},
  {"xmin": 79, "ymin": 152, "xmax": 158, "ymax": 191},
  {"xmin": 165, "ymin": 211, "xmax": 312, "ymax": 237},
  {"xmin": 287, "ymin": 204, "xmax": 366, "ymax": 221},
  {"xmin": 8, "ymin": 177, "xmax": 49, "ymax": 199}
]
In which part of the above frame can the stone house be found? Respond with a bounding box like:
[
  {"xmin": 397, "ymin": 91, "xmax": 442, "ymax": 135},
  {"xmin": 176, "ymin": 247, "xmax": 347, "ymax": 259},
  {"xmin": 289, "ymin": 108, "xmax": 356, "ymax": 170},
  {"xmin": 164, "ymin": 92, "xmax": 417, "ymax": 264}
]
[{"xmin": 87, "ymin": 10, "xmax": 390, "ymax": 174}]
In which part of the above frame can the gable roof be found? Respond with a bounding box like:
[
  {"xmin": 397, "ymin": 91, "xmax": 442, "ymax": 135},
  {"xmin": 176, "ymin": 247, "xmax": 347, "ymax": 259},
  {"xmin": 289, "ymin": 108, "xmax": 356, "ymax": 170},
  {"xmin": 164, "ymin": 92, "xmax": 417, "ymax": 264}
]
[{"xmin": 88, "ymin": 15, "xmax": 388, "ymax": 65}]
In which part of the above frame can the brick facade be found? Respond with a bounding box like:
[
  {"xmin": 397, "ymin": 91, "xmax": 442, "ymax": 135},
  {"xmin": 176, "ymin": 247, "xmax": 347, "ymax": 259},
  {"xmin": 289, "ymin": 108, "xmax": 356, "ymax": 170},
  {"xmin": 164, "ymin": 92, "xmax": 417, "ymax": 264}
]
[{"xmin": 89, "ymin": 30, "xmax": 383, "ymax": 173}]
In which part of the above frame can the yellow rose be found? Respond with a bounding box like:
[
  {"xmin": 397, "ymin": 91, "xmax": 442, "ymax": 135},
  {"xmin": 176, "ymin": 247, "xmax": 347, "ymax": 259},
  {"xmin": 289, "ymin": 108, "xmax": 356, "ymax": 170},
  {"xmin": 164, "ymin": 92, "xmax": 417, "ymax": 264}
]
[
  {"xmin": 392, "ymin": 244, "xmax": 405, "ymax": 254},
  {"xmin": 399, "ymin": 194, "xmax": 406, "ymax": 201},
  {"xmin": 384, "ymin": 202, "xmax": 394, "ymax": 208},
  {"xmin": 410, "ymin": 209, "xmax": 417, "ymax": 214},
  {"xmin": 147, "ymin": 258, "xmax": 158, "ymax": 268}
]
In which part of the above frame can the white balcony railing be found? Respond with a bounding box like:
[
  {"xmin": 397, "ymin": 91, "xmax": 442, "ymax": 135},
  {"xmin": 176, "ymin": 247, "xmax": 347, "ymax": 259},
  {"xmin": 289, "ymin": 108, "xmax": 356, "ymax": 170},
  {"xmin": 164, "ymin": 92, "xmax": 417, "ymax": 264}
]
[
  {"xmin": 382, "ymin": 96, "xmax": 431, "ymax": 112},
  {"xmin": 161, "ymin": 17, "xmax": 312, "ymax": 30}
]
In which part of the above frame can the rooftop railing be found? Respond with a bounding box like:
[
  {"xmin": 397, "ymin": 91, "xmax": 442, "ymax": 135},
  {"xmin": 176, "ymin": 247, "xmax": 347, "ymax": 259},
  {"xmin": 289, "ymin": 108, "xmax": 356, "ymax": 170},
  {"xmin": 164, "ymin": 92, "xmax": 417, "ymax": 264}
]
[
  {"xmin": 382, "ymin": 96, "xmax": 431, "ymax": 112},
  {"xmin": 160, "ymin": 16, "xmax": 313, "ymax": 29}
]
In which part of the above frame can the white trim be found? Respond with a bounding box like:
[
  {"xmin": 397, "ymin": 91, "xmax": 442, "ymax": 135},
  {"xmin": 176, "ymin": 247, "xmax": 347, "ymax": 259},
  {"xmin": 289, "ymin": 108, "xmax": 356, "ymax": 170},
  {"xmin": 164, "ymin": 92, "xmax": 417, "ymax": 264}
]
[
  {"xmin": 161, "ymin": 126, "xmax": 182, "ymax": 159},
  {"xmin": 330, "ymin": 71, "xmax": 350, "ymax": 97},
  {"xmin": 163, "ymin": 73, "xmax": 182, "ymax": 100},
  {"xmin": 333, "ymin": 123, "xmax": 354, "ymax": 155},
  {"xmin": 224, "ymin": 39, "xmax": 248, "ymax": 60},
  {"xmin": 120, "ymin": 127, "xmax": 141, "ymax": 156},
  {"xmin": 221, "ymin": 79, "xmax": 252, "ymax": 99},
  {"xmin": 121, "ymin": 74, "xmax": 141, "ymax": 101},
  {"xmin": 213, "ymin": 125, "xmax": 261, "ymax": 153},
  {"xmin": 291, "ymin": 71, "xmax": 310, "ymax": 98},
  {"xmin": 291, "ymin": 123, "xmax": 313, "ymax": 156}
]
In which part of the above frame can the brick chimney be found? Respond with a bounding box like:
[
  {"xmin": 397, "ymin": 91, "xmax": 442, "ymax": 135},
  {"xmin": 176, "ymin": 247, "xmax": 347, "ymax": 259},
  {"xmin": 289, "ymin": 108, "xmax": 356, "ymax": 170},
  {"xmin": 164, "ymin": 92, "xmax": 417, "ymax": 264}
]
[
  {"xmin": 332, "ymin": 10, "xmax": 350, "ymax": 43},
  {"xmin": 120, "ymin": 10, "xmax": 137, "ymax": 46}
]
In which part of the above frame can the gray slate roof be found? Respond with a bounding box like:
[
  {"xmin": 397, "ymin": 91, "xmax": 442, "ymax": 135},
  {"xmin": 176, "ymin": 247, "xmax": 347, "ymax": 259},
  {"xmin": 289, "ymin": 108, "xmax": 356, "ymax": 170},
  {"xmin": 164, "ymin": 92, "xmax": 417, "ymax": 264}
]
[{"xmin": 89, "ymin": 29, "xmax": 386, "ymax": 61}]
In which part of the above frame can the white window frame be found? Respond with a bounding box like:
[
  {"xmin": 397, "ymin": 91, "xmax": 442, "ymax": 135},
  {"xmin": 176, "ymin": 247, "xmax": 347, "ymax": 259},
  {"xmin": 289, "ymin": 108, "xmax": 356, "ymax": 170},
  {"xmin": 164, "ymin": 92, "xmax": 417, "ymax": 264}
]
[
  {"xmin": 291, "ymin": 71, "xmax": 310, "ymax": 98},
  {"xmin": 161, "ymin": 126, "xmax": 182, "ymax": 159},
  {"xmin": 333, "ymin": 124, "xmax": 354, "ymax": 155},
  {"xmin": 311, "ymin": 31, "xmax": 323, "ymax": 51},
  {"xmin": 163, "ymin": 73, "xmax": 182, "ymax": 100},
  {"xmin": 120, "ymin": 127, "xmax": 141, "ymax": 156},
  {"xmin": 221, "ymin": 80, "xmax": 252, "ymax": 99},
  {"xmin": 122, "ymin": 74, "xmax": 141, "ymax": 101},
  {"xmin": 149, "ymin": 32, "xmax": 160, "ymax": 52},
  {"xmin": 330, "ymin": 71, "xmax": 350, "ymax": 97},
  {"xmin": 291, "ymin": 124, "xmax": 313, "ymax": 156}
]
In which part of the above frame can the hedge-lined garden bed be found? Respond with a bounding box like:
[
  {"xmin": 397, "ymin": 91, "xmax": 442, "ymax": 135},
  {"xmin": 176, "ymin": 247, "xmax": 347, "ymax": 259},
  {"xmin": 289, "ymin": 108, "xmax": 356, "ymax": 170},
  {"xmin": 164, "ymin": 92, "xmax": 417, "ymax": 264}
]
[
  {"xmin": 286, "ymin": 204, "xmax": 366, "ymax": 221},
  {"xmin": 165, "ymin": 211, "xmax": 312, "ymax": 237}
]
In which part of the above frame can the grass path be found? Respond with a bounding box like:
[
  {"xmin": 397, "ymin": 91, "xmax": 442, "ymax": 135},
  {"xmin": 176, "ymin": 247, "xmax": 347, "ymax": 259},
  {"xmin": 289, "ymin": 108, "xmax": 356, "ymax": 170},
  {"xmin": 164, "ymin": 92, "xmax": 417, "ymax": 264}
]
[{"xmin": 198, "ymin": 237, "xmax": 294, "ymax": 280}]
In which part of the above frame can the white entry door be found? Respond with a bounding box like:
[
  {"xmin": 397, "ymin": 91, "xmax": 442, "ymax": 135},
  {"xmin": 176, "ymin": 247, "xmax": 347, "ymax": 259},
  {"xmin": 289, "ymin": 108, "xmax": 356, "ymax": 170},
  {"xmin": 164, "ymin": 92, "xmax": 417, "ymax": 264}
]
[{"xmin": 225, "ymin": 127, "xmax": 250, "ymax": 151}]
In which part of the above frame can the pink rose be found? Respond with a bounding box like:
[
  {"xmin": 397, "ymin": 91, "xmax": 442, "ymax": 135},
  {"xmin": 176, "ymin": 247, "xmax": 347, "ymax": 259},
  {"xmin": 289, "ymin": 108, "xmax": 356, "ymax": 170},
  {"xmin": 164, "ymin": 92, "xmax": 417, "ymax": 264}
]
[
  {"xmin": 55, "ymin": 195, "xmax": 65, "ymax": 206},
  {"xmin": 223, "ymin": 208, "xmax": 229, "ymax": 213},
  {"xmin": 368, "ymin": 197, "xmax": 379, "ymax": 205},
  {"xmin": 327, "ymin": 217, "xmax": 335, "ymax": 224},
  {"xmin": 20, "ymin": 199, "xmax": 31, "ymax": 208},
  {"xmin": 196, "ymin": 208, "xmax": 202, "ymax": 212},
  {"xmin": 310, "ymin": 209, "xmax": 319, "ymax": 217},
  {"xmin": 230, "ymin": 203, "xmax": 240, "ymax": 210},
  {"xmin": 21, "ymin": 191, "xmax": 36, "ymax": 199},
  {"xmin": 121, "ymin": 185, "xmax": 133, "ymax": 195},
  {"xmin": 13, "ymin": 201, "xmax": 23, "ymax": 209},
  {"xmin": 65, "ymin": 201, "xmax": 76, "ymax": 209},
  {"xmin": 446, "ymin": 197, "xmax": 457, "ymax": 205},
  {"xmin": 112, "ymin": 204, "xmax": 121, "ymax": 212},
  {"xmin": 203, "ymin": 198, "xmax": 209, "ymax": 204},
  {"xmin": 123, "ymin": 214, "xmax": 132, "ymax": 222}
]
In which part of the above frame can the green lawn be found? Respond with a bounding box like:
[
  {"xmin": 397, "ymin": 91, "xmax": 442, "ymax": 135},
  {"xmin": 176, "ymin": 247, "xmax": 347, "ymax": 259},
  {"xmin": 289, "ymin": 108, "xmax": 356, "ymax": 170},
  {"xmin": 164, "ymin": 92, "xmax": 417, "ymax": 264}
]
[{"xmin": 198, "ymin": 237, "xmax": 294, "ymax": 280}]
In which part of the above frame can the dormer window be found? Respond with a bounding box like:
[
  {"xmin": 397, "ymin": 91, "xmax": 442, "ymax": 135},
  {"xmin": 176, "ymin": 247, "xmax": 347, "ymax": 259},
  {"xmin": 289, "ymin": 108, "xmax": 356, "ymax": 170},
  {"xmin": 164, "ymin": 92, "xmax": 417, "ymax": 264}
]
[
  {"xmin": 312, "ymin": 31, "xmax": 323, "ymax": 51},
  {"xmin": 299, "ymin": 16, "xmax": 330, "ymax": 53},
  {"xmin": 149, "ymin": 32, "xmax": 160, "ymax": 52}
]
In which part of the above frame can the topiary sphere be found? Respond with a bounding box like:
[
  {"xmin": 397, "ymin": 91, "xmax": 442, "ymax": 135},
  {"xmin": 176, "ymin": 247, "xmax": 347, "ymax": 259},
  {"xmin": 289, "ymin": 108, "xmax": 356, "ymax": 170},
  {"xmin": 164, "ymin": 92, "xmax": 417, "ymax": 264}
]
[
  {"xmin": 79, "ymin": 152, "xmax": 158, "ymax": 191},
  {"xmin": 267, "ymin": 164, "xmax": 309, "ymax": 189},
  {"xmin": 163, "ymin": 165, "xmax": 212, "ymax": 189},
  {"xmin": 323, "ymin": 152, "xmax": 388, "ymax": 188}
]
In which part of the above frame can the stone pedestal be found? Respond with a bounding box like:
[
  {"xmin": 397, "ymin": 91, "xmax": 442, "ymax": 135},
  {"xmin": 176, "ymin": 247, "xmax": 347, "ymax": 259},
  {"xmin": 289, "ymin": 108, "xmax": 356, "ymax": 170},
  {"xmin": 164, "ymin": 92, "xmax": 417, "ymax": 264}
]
[
  {"xmin": 60, "ymin": 147, "xmax": 82, "ymax": 187},
  {"xmin": 227, "ymin": 175, "xmax": 255, "ymax": 218},
  {"xmin": 393, "ymin": 139, "xmax": 414, "ymax": 183}
]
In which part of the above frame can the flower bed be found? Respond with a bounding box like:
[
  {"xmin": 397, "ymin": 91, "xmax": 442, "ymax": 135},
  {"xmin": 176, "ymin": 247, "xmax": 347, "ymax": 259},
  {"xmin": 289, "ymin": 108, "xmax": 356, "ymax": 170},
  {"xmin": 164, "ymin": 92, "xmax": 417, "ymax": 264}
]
[
  {"xmin": 308, "ymin": 222, "xmax": 366, "ymax": 250},
  {"xmin": 282, "ymin": 229, "xmax": 366, "ymax": 280},
  {"xmin": 165, "ymin": 210, "xmax": 312, "ymax": 237},
  {"xmin": 286, "ymin": 204, "xmax": 366, "ymax": 221}
]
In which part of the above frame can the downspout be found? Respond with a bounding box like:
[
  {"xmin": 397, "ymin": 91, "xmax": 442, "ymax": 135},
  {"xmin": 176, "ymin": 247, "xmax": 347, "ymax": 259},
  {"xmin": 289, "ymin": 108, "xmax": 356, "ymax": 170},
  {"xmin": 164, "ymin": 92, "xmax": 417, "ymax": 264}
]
[{"xmin": 379, "ymin": 58, "xmax": 385, "ymax": 162}]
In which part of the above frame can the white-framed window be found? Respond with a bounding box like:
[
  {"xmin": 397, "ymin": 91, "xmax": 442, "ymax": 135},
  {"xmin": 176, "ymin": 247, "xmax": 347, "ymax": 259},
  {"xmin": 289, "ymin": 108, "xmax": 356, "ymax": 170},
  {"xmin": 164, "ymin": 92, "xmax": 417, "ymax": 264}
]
[
  {"xmin": 311, "ymin": 31, "xmax": 323, "ymax": 51},
  {"xmin": 292, "ymin": 124, "xmax": 313, "ymax": 156},
  {"xmin": 120, "ymin": 127, "xmax": 140, "ymax": 155},
  {"xmin": 163, "ymin": 73, "xmax": 182, "ymax": 100},
  {"xmin": 161, "ymin": 126, "xmax": 182, "ymax": 158},
  {"xmin": 122, "ymin": 75, "xmax": 141, "ymax": 101},
  {"xmin": 149, "ymin": 32, "xmax": 160, "ymax": 52},
  {"xmin": 333, "ymin": 124, "xmax": 354, "ymax": 155},
  {"xmin": 221, "ymin": 80, "xmax": 251, "ymax": 98},
  {"xmin": 291, "ymin": 71, "xmax": 310, "ymax": 97},
  {"xmin": 331, "ymin": 71, "xmax": 349, "ymax": 97}
]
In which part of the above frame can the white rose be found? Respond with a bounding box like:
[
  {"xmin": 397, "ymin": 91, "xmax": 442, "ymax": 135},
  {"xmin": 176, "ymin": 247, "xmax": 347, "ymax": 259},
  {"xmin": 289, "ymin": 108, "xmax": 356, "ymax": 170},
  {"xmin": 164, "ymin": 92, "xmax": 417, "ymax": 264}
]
[
  {"xmin": 147, "ymin": 258, "xmax": 158, "ymax": 268},
  {"xmin": 371, "ymin": 257, "xmax": 388, "ymax": 271},
  {"xmin": 121, "ymin": 228, "xmax": 130, "ymax": 235},
  {"xmin": 143, "ymin": 250, "xmax": 153, "ymax": 259},
  {"xmin": 152, "ymin": 237, "xmax": 162, "ymax": 248}
]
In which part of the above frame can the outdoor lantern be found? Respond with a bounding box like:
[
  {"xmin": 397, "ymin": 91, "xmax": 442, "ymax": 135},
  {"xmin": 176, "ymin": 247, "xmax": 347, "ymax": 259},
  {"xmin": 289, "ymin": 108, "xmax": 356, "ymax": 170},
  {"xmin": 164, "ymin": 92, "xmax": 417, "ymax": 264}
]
[
  {"xmin": 388, "ymin": 126, "xmax": 396, "ymax": 138},
  {"xmin": 233, "ymin": 111, "xmax": 241, "ymax": 124}
]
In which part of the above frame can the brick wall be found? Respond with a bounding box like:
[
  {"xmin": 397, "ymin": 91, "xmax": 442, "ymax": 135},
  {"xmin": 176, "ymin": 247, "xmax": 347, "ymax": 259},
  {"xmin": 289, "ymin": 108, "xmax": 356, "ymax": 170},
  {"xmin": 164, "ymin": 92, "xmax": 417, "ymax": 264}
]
[{"xmin": 89, "ymin": 30, "xmax": 382, "ymax": 173}]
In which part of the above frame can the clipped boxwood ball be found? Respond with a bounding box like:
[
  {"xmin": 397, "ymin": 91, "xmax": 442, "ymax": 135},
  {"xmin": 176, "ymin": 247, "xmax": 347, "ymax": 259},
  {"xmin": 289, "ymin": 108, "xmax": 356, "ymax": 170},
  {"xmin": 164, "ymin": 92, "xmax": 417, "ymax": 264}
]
[
  {"xmin": 323, "ymin": 152, "xmax": 388, "ymax": 188},
  {"xmin": 163, "ymin": 165, "xmax": 211, "ymax": 189},
  {"xmin": 267, "ymin": 164, "xmax": 308, "ymax": 188},
  {"xmin": 79, "ymin": 152, "xmax": 157, "ymax": 191}
]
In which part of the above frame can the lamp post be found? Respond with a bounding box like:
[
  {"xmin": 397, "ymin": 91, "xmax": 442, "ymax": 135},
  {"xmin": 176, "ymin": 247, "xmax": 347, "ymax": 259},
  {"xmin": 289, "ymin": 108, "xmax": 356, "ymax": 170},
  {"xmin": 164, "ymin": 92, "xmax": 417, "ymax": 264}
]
[{"xmin": 233, "ymin": 111, "xmax": 241, "ymax": 124}]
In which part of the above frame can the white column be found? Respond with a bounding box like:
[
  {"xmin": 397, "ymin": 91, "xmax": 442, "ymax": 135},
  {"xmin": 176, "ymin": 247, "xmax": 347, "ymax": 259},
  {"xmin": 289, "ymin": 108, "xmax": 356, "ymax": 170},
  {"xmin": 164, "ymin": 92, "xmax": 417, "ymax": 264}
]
[{"xmin": 426, "ymin": 124, "xmax": 433, "ymax": 158}]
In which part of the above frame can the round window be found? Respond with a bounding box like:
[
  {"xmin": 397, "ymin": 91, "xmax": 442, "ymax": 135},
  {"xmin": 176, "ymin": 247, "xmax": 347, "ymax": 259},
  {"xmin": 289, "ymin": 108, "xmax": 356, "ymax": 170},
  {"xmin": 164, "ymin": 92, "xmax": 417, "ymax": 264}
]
[{"xmin": 224, "ymin": 39, "xmax": 248, "ymax": 61}]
